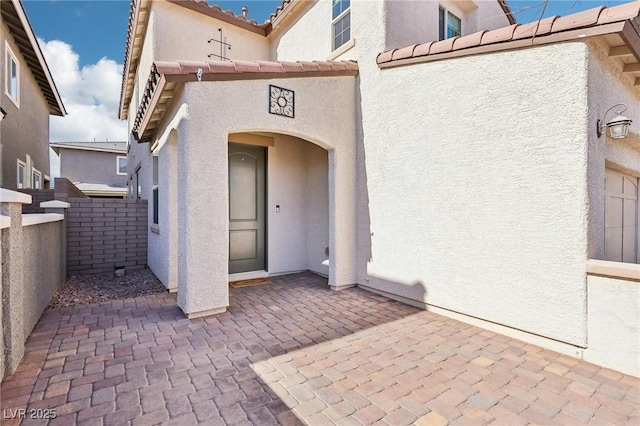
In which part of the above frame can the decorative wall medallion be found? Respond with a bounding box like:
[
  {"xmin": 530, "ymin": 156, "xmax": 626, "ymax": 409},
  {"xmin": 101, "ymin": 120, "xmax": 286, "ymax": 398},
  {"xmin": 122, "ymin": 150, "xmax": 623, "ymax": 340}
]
[{"xmin": 269, "ymin": 85, "xmax": 295, "ymax": 118}]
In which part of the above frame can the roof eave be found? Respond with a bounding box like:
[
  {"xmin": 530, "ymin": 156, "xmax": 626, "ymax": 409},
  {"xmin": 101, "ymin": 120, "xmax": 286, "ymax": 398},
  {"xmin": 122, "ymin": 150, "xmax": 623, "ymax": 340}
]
[{"xmin": 5, "ymin": 0, "xmax": 66, "ymax": 116}]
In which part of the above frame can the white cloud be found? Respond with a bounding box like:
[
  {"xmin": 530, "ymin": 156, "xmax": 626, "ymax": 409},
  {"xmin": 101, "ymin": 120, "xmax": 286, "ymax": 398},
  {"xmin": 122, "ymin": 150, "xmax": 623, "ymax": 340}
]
[{"xmin": 38, "ymin": 39, "xmax": 127, "ymax": 143}]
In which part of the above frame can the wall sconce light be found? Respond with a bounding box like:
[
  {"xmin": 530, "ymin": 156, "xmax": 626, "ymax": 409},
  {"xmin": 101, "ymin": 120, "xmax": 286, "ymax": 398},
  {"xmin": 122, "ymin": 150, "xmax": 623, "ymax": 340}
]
[
  {"xmin": 0, "ymin": 106, "xmax": 6, "ymax": 122},
  {"xmin": 597, "ymin": 103, "xmax": 632, "ymax": 140}
]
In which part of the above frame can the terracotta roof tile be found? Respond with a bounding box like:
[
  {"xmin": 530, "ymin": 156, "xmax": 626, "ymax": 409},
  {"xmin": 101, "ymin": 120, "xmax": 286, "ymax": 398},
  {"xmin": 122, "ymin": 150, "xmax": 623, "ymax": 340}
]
[
  {"xmin": 551, "ymin": 6, "xmax": 605, "ymax": 32},
  {"xmin": 207, "ymin": 61, "xmax": 237, "ymax": 73},
  {"xmin": 413, "ymin": 42, "xmax": 435, "ymax": 58},
  {"xmin": 454, "ymin": 31, "xmax": 486, "ymax": 50},
  {"xmin": 512, "ymin": 16, "xmax": 558, "ymax": 39},
  {"xmin": 429, "ymin": 36, "xmax": 459, "ymax": 55},
  {"xmin": 378, "ymin": 1, "xmax": 640, "ymax": 68},
  {"xmin": 482, "ymin": 24, "xmax": 519, "ymax": 44},
  {"xmin": 597, "ymin": 1, "xmax": 640, "ymax": 24},
  {"xmin": 392, "ymin": 45, "xmax": 418, "ymax": 61}
]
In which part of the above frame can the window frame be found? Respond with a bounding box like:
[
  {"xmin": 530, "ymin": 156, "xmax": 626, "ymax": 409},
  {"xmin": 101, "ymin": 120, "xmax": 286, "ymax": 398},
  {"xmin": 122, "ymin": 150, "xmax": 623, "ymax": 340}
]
[
  {"xmin": 32, "ymin": 168, "xmax": 42, "ymax": 189},
  {"xmin": 116, "ymin": 156, "xmax": 127, "ymax": 175},
  {"xmin": 332, "ymin": 0, "xmax": 351, "ymax": 51},
  {"xmin": 16, "ymin": 159, "xmax": 25, "ymax": 189},
  {"xmin": 5, "ymin": 42, "xmax": 19, "ymax": 107},
  {"xmin": 438, "ymin": 6, "xmax": 462, "ymax": 41}
]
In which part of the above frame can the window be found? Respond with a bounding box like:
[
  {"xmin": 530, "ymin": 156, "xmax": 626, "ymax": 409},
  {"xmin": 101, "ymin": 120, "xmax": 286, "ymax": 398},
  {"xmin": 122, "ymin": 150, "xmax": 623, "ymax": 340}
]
[
  {"xmin": 16, "ymin": 160, "xmax": 25, "ymax": 189},
  {"xmin": 32, "ymin": 168, "xmax": 42, "ymax": 189},
  {"xmin": 152, "ymin": 155, "xmax": 159, "ymax": 225},
  {"xmin": 117, "ymin": 156, "xmax": 127, "ymax": 175},
  {"xmin": 605, "ymin": 169, "xmax": 638, "ymax": 263},
  {"xmin": 439, "ymin": 6, "xmax": 462, "ymax": 40},
  {"xmin": 332, "ymin": 0, "xmax": 350, "ymax": 50},
  {"xmin": 5, "ymin": 43, "xmax": 19, "ymax": 106}
]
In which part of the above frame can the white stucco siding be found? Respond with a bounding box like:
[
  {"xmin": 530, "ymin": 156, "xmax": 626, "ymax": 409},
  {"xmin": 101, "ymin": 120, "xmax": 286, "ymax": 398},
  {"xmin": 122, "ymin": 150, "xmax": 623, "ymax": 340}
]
[
  {"xmin": 152, "ymin": 1, "xmax": 270, "ymax": 63},
  {"xmin": 585, "ymin": 274, "xmax": 640, "ymax": 377},
  {"xmin": 266, "ymin": 136, "xmax": 330, "ymax": 276},
  {"xmin": 176, "ymin": 75, "xmax": 356, "ymax": 314},
  {"xmin": 359, "ymin": 42, "xmax": 591, "ymax": 346},
  {"xmin": 586, "ymin": 40, "xmax": 640, "ymax": 261}
]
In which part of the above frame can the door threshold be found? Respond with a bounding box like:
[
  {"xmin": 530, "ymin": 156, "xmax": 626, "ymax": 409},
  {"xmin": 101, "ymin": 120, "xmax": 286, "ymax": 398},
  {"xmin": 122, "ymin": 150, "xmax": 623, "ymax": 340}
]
[{"xmin": 229, "ymin": 270, "xmax": 269, "ymax": 282}]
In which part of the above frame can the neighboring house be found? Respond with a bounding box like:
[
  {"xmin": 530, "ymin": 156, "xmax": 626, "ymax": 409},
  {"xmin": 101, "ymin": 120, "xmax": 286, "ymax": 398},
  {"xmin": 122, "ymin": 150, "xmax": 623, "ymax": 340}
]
[
  {"xmin": 50, "ymin": 141, "xmax": 128, "ymax": 198},
  {"xmin": 0, "ymin": 0, "xmax": 65, "ymax": 190},
  {"xmin": 120, "ymin": 0, "xmax": 640, "ymax": 376}
]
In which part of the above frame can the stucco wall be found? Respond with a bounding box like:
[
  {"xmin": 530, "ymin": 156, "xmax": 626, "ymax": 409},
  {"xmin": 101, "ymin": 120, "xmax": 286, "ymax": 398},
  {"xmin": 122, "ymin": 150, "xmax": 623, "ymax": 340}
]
[
  {"xmin": 59, "ymin": 149, "xmax": 127, "ymax": 186},
  {"xmin": 152, "ymin": 1, "xmax": 270, "ymax": 64},
  {"xmin": 358, "ymin": 42, "xmax": 591, "ymax": 346},
  {"xmin": 266, "ymin": 135, "xmax": 329, "ymax": 276},
  {"xmin": 586, "ymin": 40, "xmax": 640, "ymax": 262},
  {"xmin": 0, "ymin": 21, "xmax": 51, "ymax": 189},
  {"xmin": 21, "ymin": 220, "xmax": 64, "ymax": 340},
  {"xmin": 173, "ymin": 75, "xmax": 356, "ymax": 315},
  {"xmin": 385, "ymin": 0, "xmax": 510, "ymax": 50},
  {"xmin": 585, "ymin": 274, "xmax": 639, "ymax": 377}
]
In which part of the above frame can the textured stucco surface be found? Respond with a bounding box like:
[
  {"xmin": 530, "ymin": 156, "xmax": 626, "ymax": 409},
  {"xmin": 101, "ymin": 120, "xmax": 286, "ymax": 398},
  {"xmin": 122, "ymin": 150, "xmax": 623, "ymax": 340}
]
[
  {"xmin": 0, "ymin": 21, "xmax": 51, "ymax": 189},
  {"xmin": 172, "ymin": 76, "xmax": 356, "ymax": 315},
  {"xmin": 585, "ymin": 274, "xmax": 640, "ymax": 377},
  {"xmin": 266, "ymin": 135, "xmax": 329, "ymax": 276},
  {"xmin": 21, "ymin": 220, "xmax": 64, "ymax": 338},
  {"xmin": 58, "ymin": 148, "xmax": 127, "ymax": 186},
  {"xmin": 586, "ymin": 40, "xmax": 640, "ymax": 262},
  {"xmin": 358, "ymin": 42, "xmax": 591, "ymax": 347}
]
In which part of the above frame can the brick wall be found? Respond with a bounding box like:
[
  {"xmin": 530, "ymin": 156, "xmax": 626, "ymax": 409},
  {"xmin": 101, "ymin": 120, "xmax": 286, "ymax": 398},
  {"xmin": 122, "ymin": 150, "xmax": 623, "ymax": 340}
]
[
  {"xmin": 17, "ymin": 189, "xmax": 54, "ymax": 213},
  {"xmin": 67, "ymin": 198, "xmax": 147, "ymax": 275},
  {"xmin": 54, "ymin": 178, "xmax": 87, "ymax": 200}
]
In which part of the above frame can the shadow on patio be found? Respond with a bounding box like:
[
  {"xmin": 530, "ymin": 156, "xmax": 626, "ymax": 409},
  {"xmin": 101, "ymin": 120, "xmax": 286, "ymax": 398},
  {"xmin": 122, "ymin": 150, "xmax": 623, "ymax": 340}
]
[{"xmin": 1, "ymin": 272, "xmax": 638, "ymax": 425}]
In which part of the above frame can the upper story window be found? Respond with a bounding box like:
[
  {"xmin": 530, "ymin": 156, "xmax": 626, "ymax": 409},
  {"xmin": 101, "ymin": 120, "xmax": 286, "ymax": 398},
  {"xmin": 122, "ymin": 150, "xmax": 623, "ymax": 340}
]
[
  {"xmin": 5, "ymin": 43, "xmax": 19, "ymax": 107},
  {"xmin": 439, "ymin": 6, "xmax": 462, "ymax": 40},
  {"xmin": 32, "ymin": 169, "xmax": 42, "ymax": 189},
  {"xmin": 16, "ymin": 160, "xmax": 25, "ymax": 189},
  {"xmin": 332, "ymin": 0, "xmax": 350, "ymax": 51},
  {"xmin": 117, "ymin": 156, "xmax": 127, "ymax": 175}
]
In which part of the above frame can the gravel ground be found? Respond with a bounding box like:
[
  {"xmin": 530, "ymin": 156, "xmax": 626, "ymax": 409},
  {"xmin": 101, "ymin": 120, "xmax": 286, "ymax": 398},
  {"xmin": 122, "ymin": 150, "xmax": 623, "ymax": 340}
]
[{"xmin": 47, "ymin": 268, "xmax": 167, "ymax": 309}]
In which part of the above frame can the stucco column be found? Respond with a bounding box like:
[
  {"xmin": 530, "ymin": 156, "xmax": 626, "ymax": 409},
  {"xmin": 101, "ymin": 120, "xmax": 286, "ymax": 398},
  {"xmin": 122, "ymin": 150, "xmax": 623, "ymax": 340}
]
[
  {"xmin": 176, "ymin": 124, "xmax": 229, "ymax": 318},
  {"xmin": 41, "ymin": 200, "xmax": 70, "ymax": 283},
  {"xmin": 0, "ymin": 189, "xmax": 31, "ymax": 376},
  {"xmin": 328, "ymin": 148, "xmax": 357, "ymax": 290},
  {"xmin": 165, "ymin": 133, "xmax": 178, "ymax": 292}
]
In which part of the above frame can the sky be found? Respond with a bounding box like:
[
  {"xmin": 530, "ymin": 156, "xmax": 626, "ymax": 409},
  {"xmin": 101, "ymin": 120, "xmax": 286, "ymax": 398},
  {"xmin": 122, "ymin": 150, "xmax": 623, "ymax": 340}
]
[{"xmin": 20, "ymin": 0, "xmax": 630, "ymax": 147}]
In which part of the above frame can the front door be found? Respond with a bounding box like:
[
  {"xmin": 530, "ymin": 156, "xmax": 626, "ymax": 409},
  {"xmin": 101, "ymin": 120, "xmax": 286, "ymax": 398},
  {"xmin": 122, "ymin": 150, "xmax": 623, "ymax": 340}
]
[{"xmin": 228, "ymin": 143, "xmax": 266, "ymax": 273}]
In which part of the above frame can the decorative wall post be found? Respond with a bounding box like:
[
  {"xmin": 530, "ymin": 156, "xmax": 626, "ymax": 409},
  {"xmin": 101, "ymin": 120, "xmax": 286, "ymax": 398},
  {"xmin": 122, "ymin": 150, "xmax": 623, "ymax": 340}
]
[
  {"xmin": 41, "ymin": 200, "xmax": 70, "ymax": 283},
  {"xmin": 0, "ymin": 189, "xmax": 32, "ymax": 377}
]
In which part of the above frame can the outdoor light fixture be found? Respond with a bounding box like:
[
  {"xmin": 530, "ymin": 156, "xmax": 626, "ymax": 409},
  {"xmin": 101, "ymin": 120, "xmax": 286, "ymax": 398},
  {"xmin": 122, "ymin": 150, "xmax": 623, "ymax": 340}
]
[
  {"xmin": 0, "ymin": 106, "xmax": 6, "ymax": 122},
  {"xmin": 597, "ymin": 103, "xmax": 633, "ymax": 140}
]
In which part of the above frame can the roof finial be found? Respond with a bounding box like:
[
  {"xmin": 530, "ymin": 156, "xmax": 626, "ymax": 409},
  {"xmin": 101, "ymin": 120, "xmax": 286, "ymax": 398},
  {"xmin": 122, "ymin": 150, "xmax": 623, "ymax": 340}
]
[{"xmin": 242, "ymin": 6, "xmax": 248, "ymax": 18}]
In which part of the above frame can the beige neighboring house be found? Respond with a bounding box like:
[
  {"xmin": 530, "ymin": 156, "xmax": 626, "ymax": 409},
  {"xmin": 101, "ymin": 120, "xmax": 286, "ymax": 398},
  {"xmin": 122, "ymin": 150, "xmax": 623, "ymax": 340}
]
[
  {"xmin": 121, "ymin": 0, "xmax": 640, "ymax": 377},
  {"xmin": 50, "ymin": 141, "xmax": 128, "ymax": 198},
  {"xmin": 0, "ymin": 0, "xmax": 66, "ymax": 190}
]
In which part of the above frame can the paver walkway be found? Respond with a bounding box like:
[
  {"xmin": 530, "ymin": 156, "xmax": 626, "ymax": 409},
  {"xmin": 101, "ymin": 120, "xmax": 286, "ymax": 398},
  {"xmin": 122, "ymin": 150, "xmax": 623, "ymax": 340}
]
[{"xmin": 1, "ymin": 272, "xmax": 638, "ymax": 425}]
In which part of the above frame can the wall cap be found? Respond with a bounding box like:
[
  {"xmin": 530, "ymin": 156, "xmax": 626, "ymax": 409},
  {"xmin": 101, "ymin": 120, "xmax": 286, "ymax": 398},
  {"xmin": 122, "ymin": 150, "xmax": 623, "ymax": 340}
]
[
  {"xmin": 40, "ymin": 200, "xmax": 70, "ymax": 208},
  {"xmin": 22, "ymin": 213, "xmax": 64, "ymax": 227},
  {"xmin": 0, "ymin": 215, "xmax": 9, "ymax": 230},
  {"xmin": 586, "ymin": 259, "xmax": 640, "ymax": 281},
  {"xmin": 0, "ymin": 189, "xmax": 32, "ymax": 204}
]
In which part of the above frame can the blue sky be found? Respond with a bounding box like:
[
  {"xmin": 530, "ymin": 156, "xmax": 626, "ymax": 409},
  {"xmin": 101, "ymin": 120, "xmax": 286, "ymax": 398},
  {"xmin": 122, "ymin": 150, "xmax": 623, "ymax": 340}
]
[{"xmin": 23, "ymin": 1, "xmax": 630, "ymax": 67}]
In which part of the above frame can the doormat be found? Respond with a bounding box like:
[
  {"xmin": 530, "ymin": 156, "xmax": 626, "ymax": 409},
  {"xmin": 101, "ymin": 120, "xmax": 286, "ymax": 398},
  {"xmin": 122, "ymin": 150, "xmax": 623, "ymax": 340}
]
[{"xmin": 229, "ymin": 278, "xmax": 271, "ymax": 288}]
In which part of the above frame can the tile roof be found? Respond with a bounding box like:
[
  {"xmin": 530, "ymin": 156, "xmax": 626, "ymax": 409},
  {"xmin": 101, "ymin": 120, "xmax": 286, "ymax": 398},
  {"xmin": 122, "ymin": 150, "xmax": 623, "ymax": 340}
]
[
  {"xmin": 132, "ymin": 59, "xmax": 358, "ymax": 142},
  {"xmin": 377, "ymin": 1, "xmax": 640, "ymax": 66}
]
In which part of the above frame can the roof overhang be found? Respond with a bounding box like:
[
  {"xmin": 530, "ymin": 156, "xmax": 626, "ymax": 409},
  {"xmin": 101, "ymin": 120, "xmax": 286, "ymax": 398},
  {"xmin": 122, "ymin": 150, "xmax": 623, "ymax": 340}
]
[
  {"xmin": 1, "ymin": 0, "xmax": 66, "ymax": 116},
  {"xmin": 50, "ymin": 143, "xmax": 128, "ymax": 155},
  {"xmin": 119, "ymin": 0, "xmax": 152, "ymax": 120},
  {"xmin": 377, "ymin": 2, "xmax": 640, "ymax": 92},
  {"xmin": 132, "ymin": 59, "xmax": 358, "ymax": 144}
]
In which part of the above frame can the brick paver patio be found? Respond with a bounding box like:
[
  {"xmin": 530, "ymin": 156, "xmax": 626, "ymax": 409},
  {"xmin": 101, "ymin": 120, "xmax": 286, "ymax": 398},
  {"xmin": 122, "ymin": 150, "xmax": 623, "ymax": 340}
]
[{"xmin": 1, "ymin": 272, "xmax": 638, "ymax": 425}]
